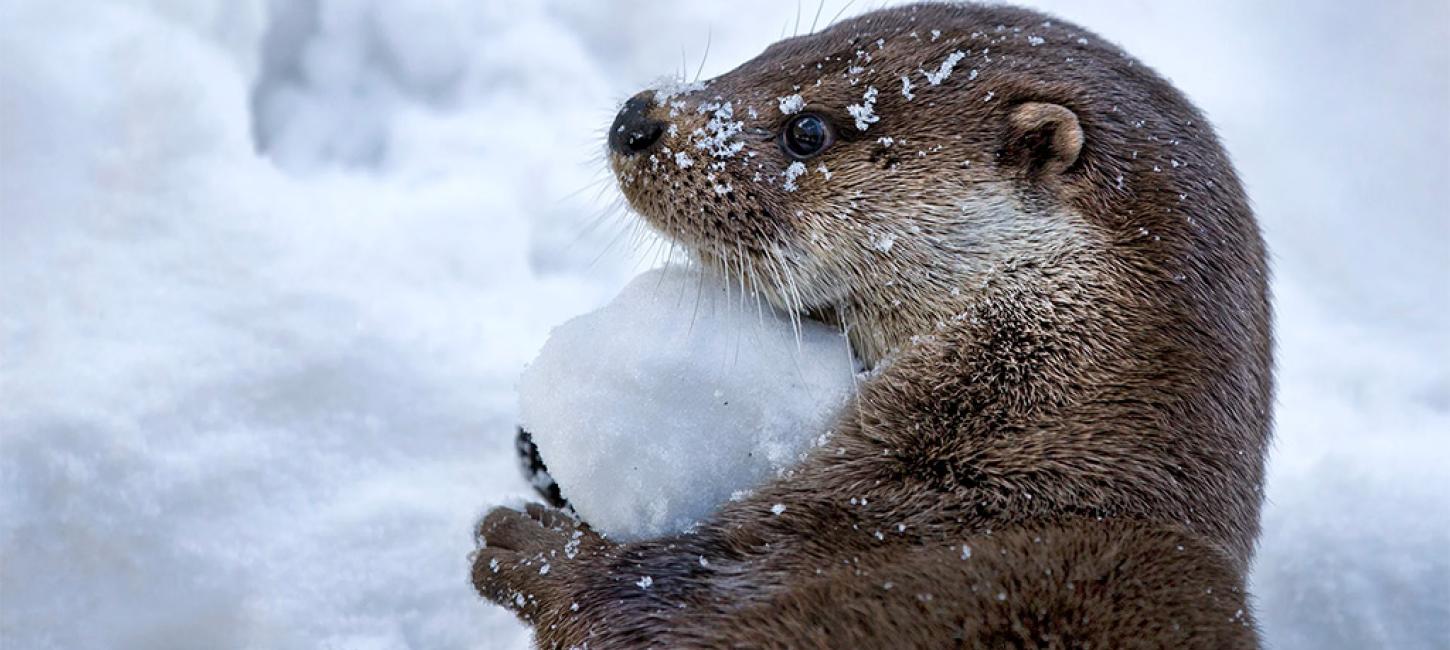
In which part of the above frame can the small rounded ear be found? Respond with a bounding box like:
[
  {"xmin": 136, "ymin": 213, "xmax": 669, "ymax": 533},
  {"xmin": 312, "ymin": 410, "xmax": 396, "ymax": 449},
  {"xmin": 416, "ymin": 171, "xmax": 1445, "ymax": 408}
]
[{"xmin": 1005, "ymin": 102, "xmax": 1083, "ymax": 177}]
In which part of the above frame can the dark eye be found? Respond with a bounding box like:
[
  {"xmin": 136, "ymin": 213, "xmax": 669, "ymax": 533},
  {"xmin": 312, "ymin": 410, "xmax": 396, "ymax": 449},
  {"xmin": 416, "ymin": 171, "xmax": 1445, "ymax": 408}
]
[{"xmin": 780, "ymin": 114, "xmax": 833, "ymax": 159}]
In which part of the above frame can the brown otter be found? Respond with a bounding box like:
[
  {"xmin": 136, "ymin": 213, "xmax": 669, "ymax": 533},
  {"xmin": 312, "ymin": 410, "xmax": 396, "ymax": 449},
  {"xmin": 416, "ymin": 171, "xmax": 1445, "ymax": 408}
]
[{"xmin": 475, "ymin": 2, "xmax": 1271, "ymax": 647}]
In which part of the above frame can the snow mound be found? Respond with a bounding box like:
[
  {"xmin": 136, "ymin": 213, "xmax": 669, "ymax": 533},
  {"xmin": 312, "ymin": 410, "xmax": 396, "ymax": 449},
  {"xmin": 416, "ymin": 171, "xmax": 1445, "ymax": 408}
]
[{"xmin": 519, "ymin": 266, "xmax": 859, "ymax": 541}]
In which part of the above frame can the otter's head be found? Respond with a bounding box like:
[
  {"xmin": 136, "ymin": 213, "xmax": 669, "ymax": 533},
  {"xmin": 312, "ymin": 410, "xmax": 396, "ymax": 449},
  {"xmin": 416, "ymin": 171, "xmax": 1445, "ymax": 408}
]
[{"xmin": 607, "ymin": 3, "xmax": 1265, "ymax": 373}]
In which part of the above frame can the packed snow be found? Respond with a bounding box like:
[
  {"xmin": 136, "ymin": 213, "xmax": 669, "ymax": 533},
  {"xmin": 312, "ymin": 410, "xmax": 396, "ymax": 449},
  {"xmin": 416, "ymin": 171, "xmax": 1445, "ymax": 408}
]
[
  {"xmin": 518, "ymin": 266, "xmax": 857, "ymax": 541},
  {"xmin": 1, "ymin": 1, "xmax": 1446, "ymax": 649}
]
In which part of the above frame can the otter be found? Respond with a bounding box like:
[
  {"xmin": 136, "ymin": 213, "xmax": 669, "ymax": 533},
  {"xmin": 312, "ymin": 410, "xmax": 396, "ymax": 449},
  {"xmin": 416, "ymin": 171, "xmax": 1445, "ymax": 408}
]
[{"xmin": 475, "ymin": 3, "xmax": 1271, "ymax": 648}]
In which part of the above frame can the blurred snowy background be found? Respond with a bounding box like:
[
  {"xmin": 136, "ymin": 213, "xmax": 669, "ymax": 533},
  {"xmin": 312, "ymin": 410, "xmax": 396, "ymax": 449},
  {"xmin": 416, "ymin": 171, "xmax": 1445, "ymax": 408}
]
[{"xmin": 1, "ymin": 0, "xmax": 1445, "ymax": 648}]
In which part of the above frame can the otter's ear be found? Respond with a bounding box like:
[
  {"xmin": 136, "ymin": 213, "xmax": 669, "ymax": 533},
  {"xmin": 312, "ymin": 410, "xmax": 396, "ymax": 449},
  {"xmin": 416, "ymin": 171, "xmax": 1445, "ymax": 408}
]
[{"xmin": 1005, "ymin": 102, "xmax": 1083, "ymax": 177}]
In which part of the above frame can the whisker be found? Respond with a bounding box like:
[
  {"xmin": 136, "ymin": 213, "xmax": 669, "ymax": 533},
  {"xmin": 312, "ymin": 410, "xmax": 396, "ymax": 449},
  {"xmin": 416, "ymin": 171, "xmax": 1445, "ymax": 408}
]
[
  {"xmin": 749, "ymin": 271, "xmax": 765, "ymax": 329},
  {"xmin": 686, "ymin": 250, "xmax": 706, "ymax": 338},
  {"xmin": 829, "ymin": 0, "xmax": 858, "ymax": 28},
  {"xmin": 838, "ymin": 304, "xmax": 864, "ymax": 401},
  {"xmin": 636, "ymin": 226, "xmax": 670, "ymax": 272},
  {"xmin": 777, "ymin": 250, "xmax": 808, "ymax": 347},
  {"xmin": 586, "ymin": 212, "xmax": 637, "ymax": 270},
  {"xmin": 729, "ymin": 248, "xmax": 745, "ymax": 369},
  {"xmin": 759, "ymin": 255, "xmax": 815, "ymax": 398},
  {"xmin": 733, "ymin": 242, "xmax": 750, "ymax": 313},
  {"xmin": 656, "ymin": 251, "xmax": 680, "ymax": 294},
  {"xmin": 713, "ymin": 245, "xmax": 732, "ymax": 311},
  {"xmin": 768, "ymin": 249, "xmax": 805, "ymax": 348},
  {"xmin": 558, "ymin": 174, "xmax": 612, "ymax": 204},
  {"xmin": 591, "ymin": 176, "xmax": 619, "ymax": 204},
  {"xmin": 694, "ymin": 27, "xmax": 713, "ymax": 83},
  {"xmin": 569, "ymin": 200, "xmax": 627, "ymax": 251}
]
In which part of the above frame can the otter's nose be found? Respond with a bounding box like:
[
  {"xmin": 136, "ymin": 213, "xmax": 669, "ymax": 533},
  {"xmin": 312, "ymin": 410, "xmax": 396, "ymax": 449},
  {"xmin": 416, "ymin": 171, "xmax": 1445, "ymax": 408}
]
[{"xmin": 609, "ymin": 92, "xmax": 665, "ymax": 156}]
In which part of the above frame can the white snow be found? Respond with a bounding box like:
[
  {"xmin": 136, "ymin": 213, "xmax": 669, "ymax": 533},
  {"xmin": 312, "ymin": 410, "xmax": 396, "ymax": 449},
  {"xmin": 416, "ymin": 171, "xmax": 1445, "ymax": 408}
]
[
  {"xmin": 518, "ymin": 267, "xmax": 857, "ymax": 541},
  {"xmin": 847, "ymin": 85, "xmax": 881, "ymax": 131},
  {"xmin": 873, "ymin": 233, "xmax": 899, "ymax": 254},
  {"xmin": 777, "ymin": 93, "xmax": 806, "ymax": 115},
  {"xmin": 782, "ymin": 161, "xmax": 808, "ymax": 191},
  {"xmin": 1, "ymin": 1, "xmax": 1445, "ymax": 649},
  {"xmin": 922, "ymin": 50, "xmax": 967, "ymax": 85},
  {"xmin": 691, "ymin": 102, "xmax": 746, "ymax": 159}
]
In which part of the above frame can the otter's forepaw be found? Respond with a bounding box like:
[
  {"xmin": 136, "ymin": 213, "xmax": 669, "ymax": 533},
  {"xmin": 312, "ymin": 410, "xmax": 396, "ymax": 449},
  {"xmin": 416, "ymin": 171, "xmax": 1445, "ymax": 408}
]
[{"xmin": 471, "ymin": 504, "xmax": 608, "ymax": 620}]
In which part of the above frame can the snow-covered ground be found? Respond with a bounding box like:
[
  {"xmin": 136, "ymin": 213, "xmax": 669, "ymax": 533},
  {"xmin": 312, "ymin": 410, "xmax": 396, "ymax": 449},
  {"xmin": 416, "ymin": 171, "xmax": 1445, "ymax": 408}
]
[{"xmin": 1, "ymin": 1, "xmax": 1445, "ymax": 648}]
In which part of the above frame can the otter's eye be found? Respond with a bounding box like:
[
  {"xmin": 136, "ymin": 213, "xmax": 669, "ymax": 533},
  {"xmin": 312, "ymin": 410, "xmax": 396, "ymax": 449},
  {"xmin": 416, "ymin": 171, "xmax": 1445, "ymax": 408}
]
[{"xmin": 780, "ymin": 114, "xmax": 833, "ymax": 159}]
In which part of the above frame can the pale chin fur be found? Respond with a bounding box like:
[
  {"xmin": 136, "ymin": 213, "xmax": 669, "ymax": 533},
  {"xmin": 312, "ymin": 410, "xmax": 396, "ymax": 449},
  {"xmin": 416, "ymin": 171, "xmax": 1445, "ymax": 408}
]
[{"xmin": 721, "ymin": 185, "xmax": 1097, "ymax": 366}]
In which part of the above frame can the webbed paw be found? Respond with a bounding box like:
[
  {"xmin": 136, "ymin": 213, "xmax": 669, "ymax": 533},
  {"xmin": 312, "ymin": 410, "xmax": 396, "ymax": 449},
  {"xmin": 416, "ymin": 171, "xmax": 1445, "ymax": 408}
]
[{"xmin": 471, "ymin": 503, "xmax": 609, "ymax": 621}]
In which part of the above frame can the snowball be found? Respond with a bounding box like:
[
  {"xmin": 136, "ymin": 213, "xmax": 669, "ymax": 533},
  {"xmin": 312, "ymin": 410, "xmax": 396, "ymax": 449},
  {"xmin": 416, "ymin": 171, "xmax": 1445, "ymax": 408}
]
[{"xmin": 518, "ymin": 266, "xmax": 859, "ymax": 541}]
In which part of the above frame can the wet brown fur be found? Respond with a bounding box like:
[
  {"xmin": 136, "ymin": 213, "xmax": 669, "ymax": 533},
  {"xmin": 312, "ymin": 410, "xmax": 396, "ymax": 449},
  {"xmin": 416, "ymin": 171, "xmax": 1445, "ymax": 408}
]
[{"xmin": 474, "ymin": 2, "xmax": 1271, "ymax": 647}]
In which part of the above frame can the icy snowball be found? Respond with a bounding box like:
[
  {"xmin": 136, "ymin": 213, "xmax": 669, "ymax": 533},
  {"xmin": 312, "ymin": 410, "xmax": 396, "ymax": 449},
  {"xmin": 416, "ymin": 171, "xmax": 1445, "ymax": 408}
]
[{"xmin": 518, "ymin": 266, "xmax": 859, "ymax": 541}]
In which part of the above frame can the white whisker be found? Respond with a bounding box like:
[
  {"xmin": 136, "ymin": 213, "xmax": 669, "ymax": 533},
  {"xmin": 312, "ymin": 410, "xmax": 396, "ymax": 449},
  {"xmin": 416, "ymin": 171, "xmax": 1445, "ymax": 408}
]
[
  {"xmin": 694, "ymin": 27, "xmax": 713, "ymax": 83},
  {"xmin": 829, "ymin": 0, "xmax": 858, "ymax": 28}
]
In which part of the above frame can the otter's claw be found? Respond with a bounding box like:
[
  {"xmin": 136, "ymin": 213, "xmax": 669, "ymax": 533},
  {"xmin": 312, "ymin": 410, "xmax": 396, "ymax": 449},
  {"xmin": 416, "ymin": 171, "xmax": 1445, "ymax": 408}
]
[{"xmin": 471, "ymin": 504, "xmax": 608, "ymax": 620}]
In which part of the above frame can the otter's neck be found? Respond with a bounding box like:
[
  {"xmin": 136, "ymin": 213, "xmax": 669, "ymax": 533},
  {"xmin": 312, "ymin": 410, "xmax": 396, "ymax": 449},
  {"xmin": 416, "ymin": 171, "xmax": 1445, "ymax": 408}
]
[{"xmin": 833, "ymin": 248, "xmax": 1111, "ymax": 371}]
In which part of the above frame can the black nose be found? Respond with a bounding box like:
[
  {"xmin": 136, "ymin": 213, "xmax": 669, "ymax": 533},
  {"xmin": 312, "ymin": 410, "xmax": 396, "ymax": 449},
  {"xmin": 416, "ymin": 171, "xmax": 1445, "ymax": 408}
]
[{"xmin": 609, "ymin": 92, "xmax": 665, "ymax": 156}]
